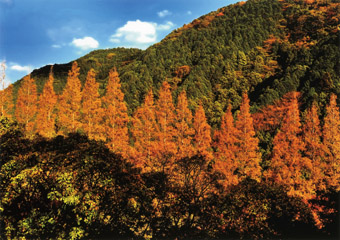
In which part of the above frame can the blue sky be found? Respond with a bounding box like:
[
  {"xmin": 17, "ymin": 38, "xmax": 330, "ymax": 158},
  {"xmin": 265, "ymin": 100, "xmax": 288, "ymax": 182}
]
[{"xmin": 0, "ymin": 0, "xmax": 238, "ymax": 85}]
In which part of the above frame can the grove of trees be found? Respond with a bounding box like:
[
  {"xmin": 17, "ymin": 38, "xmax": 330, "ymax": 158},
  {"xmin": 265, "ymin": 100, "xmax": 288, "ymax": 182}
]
[{"xmin": 0, "ymin": 61, "xmax": 339, "ymax": 239}]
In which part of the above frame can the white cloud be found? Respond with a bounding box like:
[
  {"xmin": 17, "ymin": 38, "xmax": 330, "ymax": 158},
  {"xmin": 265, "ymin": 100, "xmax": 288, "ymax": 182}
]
[
  {"xmin": 10, "ymin": 64, "xmax": 32, "ymax": 73},
  {"xmin": 187, "ymin": 11, "xmax": 192, "ymax": 15},
  {"xmin": 110, "ymin": 20, "xmax": 175, "ymax": 48},
  {"xmin": 158, "ymin": 10, "xmax": 172, "ymax": 18},
  {"xmin": 157, "ymin": 21, "xmax": 174, "ymax": 31},
  {"xmin": 71, "ymin": 36, "xmax": 99, "ymax": 51},
  {"xmin": 110, "ymin": 20, "xmax": 157, "ymax": 44}
]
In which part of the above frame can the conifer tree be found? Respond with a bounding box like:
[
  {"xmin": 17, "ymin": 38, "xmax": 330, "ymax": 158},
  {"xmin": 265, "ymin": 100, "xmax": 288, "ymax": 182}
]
[
  {"xmin": 235, "ymin": 93, "xmax": 261, "ymax": 181},
  {"xmin": 81, "ymin": 69, "xmax": 105, "ymax": 141},
  {"xmin": 175, "ymin": 90, "xmax": 195, "ymax": 160},
  {"xmin": 102, "ymin": 68, "xmax": 129, "ymax": 156},
  {"xmin": 0, "ymin": 62, "xmax": 13, "ymax": 118},
  {"xmin": 35, "ymin": 67, "xmax": 57, "ymax": 138},
  {"xmin": 266, "ymin": 92, "xmax": 313, "ymax": 199},
  {"xmin": 302, "ymin": 103, "xmax": 325, "ymax": 191},
  {"xmin": 154, "ymin": 81, "xmax": 177, "ymax": 171},
  {"xmin": 131, "ymin": 89, "xmax": 157, "ymax": 170},
  {"xmin": 0, "ymin": 85, "xmax": 14, "ymax": 118},
  {"xmin": 15, "ymin": 75, "xmax": 38, "ymax": 136},
  {"xmin": 193, "ymin": 103, "xmax": 212, "ymax": 160},
  {"xmin": 322, "ymin": 94, "xmax": 340, "ymax": 190},
  {"xmin": 57, "ymin": 61, "xmax": 82, "ymax": 134},
  {"xmin": 214, "ymin": 104, "xmax": 238, "ymax": 186}
]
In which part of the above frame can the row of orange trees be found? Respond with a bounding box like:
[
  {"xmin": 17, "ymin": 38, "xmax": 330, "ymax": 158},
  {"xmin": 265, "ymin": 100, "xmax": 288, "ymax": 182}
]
[{"xmin": 1, "ymin": 62, "xmax": 339, "ymax": 202}]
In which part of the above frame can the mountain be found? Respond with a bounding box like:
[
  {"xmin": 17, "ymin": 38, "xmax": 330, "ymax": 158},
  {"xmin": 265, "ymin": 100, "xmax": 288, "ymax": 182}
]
[{"xmin": 12, "ymin": 0, "xmax": 340, "ymax": 125}]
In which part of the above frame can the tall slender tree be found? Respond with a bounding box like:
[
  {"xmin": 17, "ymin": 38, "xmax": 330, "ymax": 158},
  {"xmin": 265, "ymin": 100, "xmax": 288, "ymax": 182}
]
[
  {"xmin": 57, "ymin": 61, "xmax": 82, "ymax": 134},
  {"xmin": 266, "ymin": 92, "xmax": 313, "ymax": 199},
  {"xmin": 154, "ymin": 81, "xmax": 177, "ymax": 172},
  {"xmin": 102, "ymin": 68, "xmax": 129, "ymax": 156},
  {"xmin": 214, "ymin": 104, "xmax": 239, "ymax": 186},
  {"xmin": 131, "ymin": 89, "xmax": 157, "ymax": 170},
  {"xmin": 15, "ymin": 75, "xmax": 38, "ymax": 136},
  {"xmin": 175, "ymin": 90, "xmax": 195, "ymax": 160},
  {"xmin": 322, "ymin": 94, "xmax": 340, "ymax": 191},
  {"xmin": 0, "ymin": 85, "xmax": 14, "ymax": 118},
  {"xmin": 35, "ymin": 67, "xmax": 57, "ymax": 138},
  {"xmin": 235, "ymin": 93, "xmax": 261, "ymax": 181},
  {"xmin": 302, "ymin": 103, "xmax": 325, "ymax": 192},
  {"xmin": 0, "ymin": 61, "xmax": 13, "ymax": 118},
  {"xmin": 193, "ymin": 103, "xmax": 212, "ymax": 160},
  {"xmin": 81, "ymin": 69, "xmax": 105, "ymax": 141}
]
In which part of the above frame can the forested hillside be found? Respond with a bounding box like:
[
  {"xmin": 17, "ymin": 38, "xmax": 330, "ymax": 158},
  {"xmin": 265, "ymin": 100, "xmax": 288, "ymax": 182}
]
[
  {"xmin": 7, "ymin": 0, "xmax": 340, "ymax": 122},
  {"xmin": 1, "ymin": 0, "xmax": 340, "ymax": 239}
]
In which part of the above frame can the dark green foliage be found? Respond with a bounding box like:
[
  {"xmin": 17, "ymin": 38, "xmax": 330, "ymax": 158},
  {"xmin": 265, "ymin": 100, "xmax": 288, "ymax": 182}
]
[{"xmin": 10, "ymin": 0, "xmax": 340, "ymax": 123}]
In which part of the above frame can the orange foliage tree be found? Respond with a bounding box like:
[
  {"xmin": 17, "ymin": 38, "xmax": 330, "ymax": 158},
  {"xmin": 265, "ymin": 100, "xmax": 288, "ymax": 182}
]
[
  {"xmin": 57, "ymin": 61, "xmax": 82, "ymax": 134},
  {"xmin": 235, "ymin": 93, "xmax": 261, "ymax": 181},
  {"xmin": 35, "ymin": 67, "xmax": 57, "ymax": 138},
  {"xmin": 214, "ymin": 104, "xmax": 238, "ymax": 186},
  {"xmin": 131, "ymin": 89, "xmax": 157, "ymax": 170},
  {"xmin": 102, "ymin": 68, "xmax": 129, "ymax": 156},
  {"xmin": 154, "ymin": 81, "xmax": 177, "ymax": 172},
  {"xmin": 0, "ymin": 85, "xmax": 14, "ymax": 118},
  {"xmin": 0, "ymin": 62, "xmax": 14, "ymax": 117},
  {"xmin": 174, "ymin": 90, "xmax": 195, "ymax": 160},
  {"xmin": 302, "ymin": 102, "xmax": 325, "ymax": 191},
  {"xmin": 15, "ymin": 75, "xmax": 38, "ymax": 136},
  {"xmin": 322, "ymin": 94, "xmax": 340, "ymax": 191},
  {"xmin": 193, "ymin": 103, "xmax": 212, "ymax": 160},
  {"xmin": 81, "ymin": 69, "xmax": 105, "ymax": 141},
  {"xmin": 266, "ymin": 92, "xmax": 314, "ymax": 199}
]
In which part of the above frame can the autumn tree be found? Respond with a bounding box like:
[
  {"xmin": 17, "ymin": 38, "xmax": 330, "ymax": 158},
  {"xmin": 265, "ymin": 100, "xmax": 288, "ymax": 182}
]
[
  {"xmin": 0, "ymin": 62, "xmax": 13, "ymax": 118},
  {"xmin": 266, "ymin": 92, "xmax": 314, "ymax": 199},
  {"xmin": 0, "ymin": 85, "xmax": 14, "ymax": 118},
  {"xmin": 102, "ymin": 68, "xmax": 129, "ymax": 156},
  {"xmin": 35, "ymin": 67, "xmax": 57, "ymax": 138},
  {"xmin": 131, "ymin": 89, "xmax": 157, "ymax": 170},
  {"xmin": 302, "ymin": 102, "xmax": 325, "ymax": 191},
  {"xmin": 214, "ymin": 104, "xmax": 238, "ymax": 186},
  {"xmin": 57, "ymin": 61, "xmax": 82, "ymax": 134},
  {"xmin": 174, "ymin": 90, "xmax": 194, "ymax": 160},
  {"xmin": 193, "ymin": 103, "xmax": 212, "ymax": 160},
  {"xmin": 322, "ymin": 93, "xmax": 340, "ymax": 191},
  {"xmin": 235, "ymin": 93, "xmax": 261, "ymax": 181},
  {"xmin": 154, "ymin": 81, "xmax": 177, "ymax": 172},
  {"xmin": 81, "ymin": 69, "xmax": 105, "ymax": 141},
  {"xmin": 15, "ymin": 75, "xmax": 38, "ymax": 136}
]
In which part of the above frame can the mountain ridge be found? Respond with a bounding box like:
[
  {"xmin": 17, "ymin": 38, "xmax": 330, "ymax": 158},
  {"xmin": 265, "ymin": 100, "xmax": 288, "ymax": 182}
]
[{"xmin": 10, "ymin": 0, "xmax": 340, "ymax": 125}]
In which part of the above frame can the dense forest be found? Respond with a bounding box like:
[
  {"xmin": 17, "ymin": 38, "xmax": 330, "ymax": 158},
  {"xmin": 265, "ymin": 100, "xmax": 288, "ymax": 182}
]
[{"xmin": 1, "ymin": 0, "xmax": 340, "ymax": 239}]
